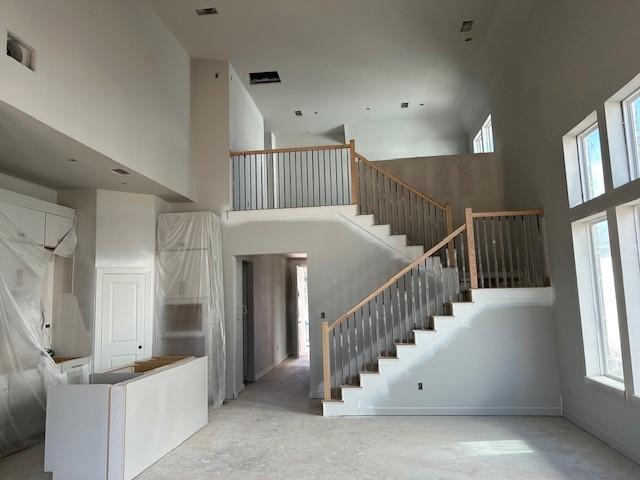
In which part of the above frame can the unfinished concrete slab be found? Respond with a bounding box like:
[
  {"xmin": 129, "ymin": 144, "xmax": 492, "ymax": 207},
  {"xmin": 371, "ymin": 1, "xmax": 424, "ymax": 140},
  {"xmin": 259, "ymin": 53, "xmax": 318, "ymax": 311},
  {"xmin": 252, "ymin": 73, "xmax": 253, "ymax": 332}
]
[{"xmin": 1, "ymin": 356, "xmax": 638, "ymax": 479}]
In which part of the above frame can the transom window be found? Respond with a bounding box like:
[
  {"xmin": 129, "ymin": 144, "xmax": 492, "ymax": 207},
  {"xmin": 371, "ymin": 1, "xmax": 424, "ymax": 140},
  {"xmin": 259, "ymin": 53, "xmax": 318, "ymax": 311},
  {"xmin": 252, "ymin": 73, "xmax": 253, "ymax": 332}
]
[
  {"xmin": 588, "ymin": 218, "xmax": 624, "ymax": 381},
  {"xmin": 623, "ymin": 88, "xmax": 640, "ymax": 179},
  {"xmin": 473, "ymin": 115, "xmax": 494, "ymax": 154},
  {"xmin": 577, "ymin": 123, "xmax": 605, "ymax": 200}
]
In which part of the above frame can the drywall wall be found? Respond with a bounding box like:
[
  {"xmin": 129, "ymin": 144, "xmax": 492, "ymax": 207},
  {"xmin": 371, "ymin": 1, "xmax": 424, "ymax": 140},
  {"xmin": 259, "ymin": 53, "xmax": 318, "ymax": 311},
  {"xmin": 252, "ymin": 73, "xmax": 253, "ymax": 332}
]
[
  {"xmin": 95, "ymin": 190, "xmax": 170, "ymax": 269},
  {"xmin": 325, "ymin": 289, "xmax": 561, "ymax": 416},
  {"xmin": 189, "ymin": 60, "xmax": 231, "ymax": 213},
  {"xmin": 246, "ymin": 255, "xmax": 288, "ymax": 381},
  {"xmin": 349, "ymin": 119, "xmax": 469, "ymax": 161},
  {"xmin": 275, "ymin": 131, "xmax": 345, "ymax": 148},
  {"xmin": 488, "ymin": 0, "xmax": 640, "ymax": 461},
  {"xmin": 0, "ymin": 172, "xmax": 56, "ymax": 203},
  {"xmin": 223, "ymin": 211, "xmax": 408, "ymax": 399},
  {"xmin": 376, "ymin": 153, "xmax": 505, "ymax": 225},
  {"xmin": 58, "ymin": 190, "xmax": 97, "ymax": 347},
  {"xmin": 229, "ymin": 65, "xmax": 265, "ymax": 152},
  {"xmin": 0, "ymin": 0, "xmax": 191, "ymax": 199}
]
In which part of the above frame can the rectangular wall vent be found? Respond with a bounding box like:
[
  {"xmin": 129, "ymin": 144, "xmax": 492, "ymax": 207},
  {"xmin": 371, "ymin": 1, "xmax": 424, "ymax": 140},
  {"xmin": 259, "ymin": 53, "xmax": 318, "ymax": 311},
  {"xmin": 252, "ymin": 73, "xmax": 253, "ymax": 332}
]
[
  {"xmin": 196, "ymin": 7, "xmax": 218, "ymax": 16},
  {"xmin": 249, "ymin": 71, "xmax": 281, "ymax": 85},
  {"xmin": 460, "ymin": 20, "xmax": 474, "ymax": 33},
  {"xmin": 6, "ymin": 33, "xmax": 35, "ymax": 71},
  {"xmin": 111, "ymin": 168, "xmax": 131, "ymax": 176}
]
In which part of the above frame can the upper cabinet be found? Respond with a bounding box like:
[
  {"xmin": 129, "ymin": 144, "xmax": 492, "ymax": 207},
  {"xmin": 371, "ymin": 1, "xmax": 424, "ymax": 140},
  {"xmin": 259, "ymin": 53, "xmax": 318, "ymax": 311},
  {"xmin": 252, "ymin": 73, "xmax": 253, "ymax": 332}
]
[
  {"xmin": 45, "ymin": 214, "xmax": 74, "ymax": 248},
  {"xmin": 0, "ymin": 189, "xmax": 75, "ymax": 249}
]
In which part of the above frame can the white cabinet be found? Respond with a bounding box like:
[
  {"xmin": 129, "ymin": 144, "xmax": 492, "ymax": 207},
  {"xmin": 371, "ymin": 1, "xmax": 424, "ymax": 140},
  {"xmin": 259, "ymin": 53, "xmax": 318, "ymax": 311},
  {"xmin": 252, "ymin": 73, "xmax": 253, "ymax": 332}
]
[
  {"xmin": 0, "ymin": 201, "xmax": 21, "ymax": 227},
  {"xmin": 45, "ymin": 214, "xmax": 74, "ymax": 248},
  {"xmin": 0, "ymin": 200, "xmax": 74, "ymax": 248},
  {"xmin": 21, "ymin": 208, "xmax": 46, "ymax": 245}
]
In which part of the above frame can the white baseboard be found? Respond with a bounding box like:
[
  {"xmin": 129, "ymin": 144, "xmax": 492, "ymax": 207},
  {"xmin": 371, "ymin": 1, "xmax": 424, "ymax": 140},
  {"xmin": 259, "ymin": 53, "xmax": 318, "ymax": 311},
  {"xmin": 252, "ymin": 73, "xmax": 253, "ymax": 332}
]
[
  {"xmin": 338, "ymin": 406, "xmax": 562, "ymax": 416},
  {"xmin": 564, "ymin": 409, "xmax": 640, "ymax": 464},
  {"xmin": 253, "ymin": 355, "xmax": 288, "ymax": 382}
]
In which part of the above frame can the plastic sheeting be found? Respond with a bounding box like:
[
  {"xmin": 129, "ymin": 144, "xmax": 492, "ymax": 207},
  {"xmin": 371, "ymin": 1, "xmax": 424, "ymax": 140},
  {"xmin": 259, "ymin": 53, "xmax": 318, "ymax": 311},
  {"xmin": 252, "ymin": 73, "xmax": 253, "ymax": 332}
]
[
  {"xmin": 0, "ymin": 212, "xmax": 66, "ymax": 458},
  {"xmin": 155, "ymin": 212, "xmax": 226, "ymax": 406}
]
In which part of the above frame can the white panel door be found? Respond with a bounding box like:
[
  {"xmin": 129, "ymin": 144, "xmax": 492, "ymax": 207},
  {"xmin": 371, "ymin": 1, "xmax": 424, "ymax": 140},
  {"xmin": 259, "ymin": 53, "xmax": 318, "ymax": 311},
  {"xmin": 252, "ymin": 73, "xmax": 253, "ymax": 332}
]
[{"xmin": 98, "ymin": 272, "xmax": 147, "ymax": 371}]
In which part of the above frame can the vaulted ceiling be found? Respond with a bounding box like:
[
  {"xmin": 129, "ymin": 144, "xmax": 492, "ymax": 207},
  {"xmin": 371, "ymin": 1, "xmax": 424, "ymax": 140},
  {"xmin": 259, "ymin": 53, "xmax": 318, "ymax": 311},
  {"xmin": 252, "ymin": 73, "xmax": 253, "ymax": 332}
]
[{"xmin": 150, "ymin": 0, "xmax": 532, "ymax": 139}]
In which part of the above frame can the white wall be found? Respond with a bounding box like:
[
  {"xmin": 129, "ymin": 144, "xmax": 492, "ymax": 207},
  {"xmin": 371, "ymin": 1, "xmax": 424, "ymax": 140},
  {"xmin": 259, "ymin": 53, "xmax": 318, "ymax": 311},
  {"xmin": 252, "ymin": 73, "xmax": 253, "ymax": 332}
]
[
  {"xmin": 247, "ymin": 255, "xmax": 288, "ymax": 380},
  {"xmin": 489, "ymin": 0, "xmax": 640, "ymax": 461},
  {"xmin": 328, "ymin": 289, "xmax": 561, "ymax": 416},
  {"xmin": 349, "ymin": 119, "xmax": 469, "ymax": 161},
  {"xmin": 223, "ymin": 213, "xmax": 408, "ymax": 399},
  {"xmin": 0, "ymin": 0, "xmax": 192, "ymax": 199},
  {"xmin": 229, "ymin": 65, "xmax": 265, "ymax": 152},
  {"xmin": 0, "ymin": 172, "xmax": 56, "ymax": 203},
  {"xmin": 188, "ymin": 60, "xmax": 230, "ymax": 213},
  {"xmin": 95, "ymin": 191, "xmax": 170, "ymax": 269}
]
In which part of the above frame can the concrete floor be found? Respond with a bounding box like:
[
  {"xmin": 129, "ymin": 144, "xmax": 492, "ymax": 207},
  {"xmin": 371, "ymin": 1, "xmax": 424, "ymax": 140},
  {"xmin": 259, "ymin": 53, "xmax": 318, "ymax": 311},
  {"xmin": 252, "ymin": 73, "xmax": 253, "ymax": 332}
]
[{"xmin": 1, "ymin": 355, "xmax": 638, "ymax": 479}]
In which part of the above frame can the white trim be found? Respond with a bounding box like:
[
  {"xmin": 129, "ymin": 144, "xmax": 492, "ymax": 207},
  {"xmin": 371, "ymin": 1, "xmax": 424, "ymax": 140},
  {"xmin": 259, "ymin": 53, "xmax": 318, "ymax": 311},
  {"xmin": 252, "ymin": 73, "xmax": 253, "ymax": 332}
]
[
  {"xmin": 564, "ymin": 408, "xmax": 640, "ymax": 465},
  {"xmin": 252, "ymin": 354, "xmax": 289, "ymax": 382},
  {"xmin": 325, "ymin": 406, "xmax": 561, "ymax": 417},
  {"xmin": 584, "ymin": 375, "xmax": 625, "ymax": 399}
]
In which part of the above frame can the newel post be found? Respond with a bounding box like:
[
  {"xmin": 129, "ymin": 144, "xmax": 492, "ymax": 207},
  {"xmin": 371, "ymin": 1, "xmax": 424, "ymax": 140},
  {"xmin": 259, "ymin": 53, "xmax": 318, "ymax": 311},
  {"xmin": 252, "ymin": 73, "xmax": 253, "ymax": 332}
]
[
  {"xmin": 445, "ymin": 203, "xmax": 454, "ymax": 267},
  {"xmin": 465, "ymin": 208, "xmax": 479, "ymax": 289},
  {"xmin": 321, "ymin": 321, "xmax": 331, "ymax": 400},
  {"xmin": 349, "ymin": 139, "xmax": 358, "ymax": 205}
]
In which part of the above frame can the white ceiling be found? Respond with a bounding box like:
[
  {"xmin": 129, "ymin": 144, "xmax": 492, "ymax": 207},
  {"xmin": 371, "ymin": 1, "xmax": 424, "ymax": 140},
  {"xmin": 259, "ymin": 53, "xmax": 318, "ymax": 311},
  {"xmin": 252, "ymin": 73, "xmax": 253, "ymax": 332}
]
[
  {"xmin": 0, "ymin": 100, "xmax": 188, "ymax": 201},
  {"xmin": 150, "ymin": 0, "xmax": 532, "ymax": 137}
]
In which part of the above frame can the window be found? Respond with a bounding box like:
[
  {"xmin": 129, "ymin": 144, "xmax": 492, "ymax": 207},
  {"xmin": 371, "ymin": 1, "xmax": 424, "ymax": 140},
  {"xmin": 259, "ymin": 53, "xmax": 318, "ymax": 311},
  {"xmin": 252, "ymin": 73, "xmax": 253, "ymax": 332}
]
[
  {"xmin": 577, "ymin": 124, "xmax": 605, "ymax": 200},
  {"xmin": 473, "ymin": 115, "xmax": 494, "ymax": 153},
  {"xmin": 623, "ymin": 88, "xmax": 640, "ymax": 178},
  {"xmin": 588, "ymin": 218, "xmax": 624, "ymax": 381}
]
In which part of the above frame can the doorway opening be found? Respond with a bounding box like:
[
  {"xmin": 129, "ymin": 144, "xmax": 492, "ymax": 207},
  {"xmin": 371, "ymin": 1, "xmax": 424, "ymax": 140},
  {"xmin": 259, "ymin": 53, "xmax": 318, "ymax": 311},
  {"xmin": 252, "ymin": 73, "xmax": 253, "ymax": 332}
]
[{"xmin": 295, "ymin": 263, "xmax": 309, "ymax": 358}]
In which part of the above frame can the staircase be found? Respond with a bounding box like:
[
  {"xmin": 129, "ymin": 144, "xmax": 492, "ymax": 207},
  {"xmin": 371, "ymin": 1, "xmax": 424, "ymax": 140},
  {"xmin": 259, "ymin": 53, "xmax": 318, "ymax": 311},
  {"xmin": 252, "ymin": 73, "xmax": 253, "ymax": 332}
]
[{"xmin": 230, "ymin": 140, "xmax": 550, "ymax": 415}]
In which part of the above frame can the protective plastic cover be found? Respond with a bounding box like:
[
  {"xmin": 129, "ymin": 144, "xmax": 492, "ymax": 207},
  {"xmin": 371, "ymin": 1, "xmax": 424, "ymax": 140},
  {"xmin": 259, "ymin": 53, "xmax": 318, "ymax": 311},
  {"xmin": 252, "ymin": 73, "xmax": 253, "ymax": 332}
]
[
  {"xmin": 155, "ymin": 212, "xmax": 226, "ymax": 406},
  {"xmin": 0, "ymin": 213, "xmax": 66, "ymax": 458}
]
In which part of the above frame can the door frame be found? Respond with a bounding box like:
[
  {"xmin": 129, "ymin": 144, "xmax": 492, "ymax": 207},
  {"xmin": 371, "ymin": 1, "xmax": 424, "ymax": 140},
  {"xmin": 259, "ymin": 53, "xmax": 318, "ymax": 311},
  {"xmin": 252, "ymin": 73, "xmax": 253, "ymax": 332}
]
[{"xmin": 93, "ymin": 267, "xmax": 153, "ymax": 372}]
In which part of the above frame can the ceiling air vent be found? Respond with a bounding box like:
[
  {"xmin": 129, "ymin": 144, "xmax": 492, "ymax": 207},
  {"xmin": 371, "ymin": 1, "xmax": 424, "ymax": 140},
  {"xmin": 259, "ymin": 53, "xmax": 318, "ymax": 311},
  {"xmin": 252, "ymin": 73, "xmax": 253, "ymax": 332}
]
[
  {"xmin": 196, "ymin": 7, "xmax": 218, "ymax": 16},
  {"xmin": 111, "ymin": 168, "xmax": 131, "ymax": 176},
  {"xmin": 249, "ymin": 71, "xmax": 281, "ymax": 85},
  {"xmin": 460, "ymin": 20, "xmax": 474, "ymax": 33},
  {"xmin": 6, "ymin": 33, "xmax": 35, "ymax": 70},
  {"xmin": 294, "ymin": 110, "xmax": 303, "ymax": 117},
  {"xmin": 401, "ymin": 102, "xmax": 409, "ymax": 109}
]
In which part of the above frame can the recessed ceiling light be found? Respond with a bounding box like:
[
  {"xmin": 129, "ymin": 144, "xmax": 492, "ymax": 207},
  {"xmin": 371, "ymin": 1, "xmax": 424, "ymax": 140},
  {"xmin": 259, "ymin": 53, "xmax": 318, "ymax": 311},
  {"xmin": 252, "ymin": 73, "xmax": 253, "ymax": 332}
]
[
  {"xmin": 67, "ymin": 158, "xmax": 76, "ymax": 162},
  {"xmin": 314, "ymin": 111, "xmax": 318, "ymax": 115},
  {"xmin": 420, "ymin": 103, "xmax": 425, "ymax": 107},
  {"xmin": 294, "ymin": 110, "xmax": 303, "ymax": 117},
  {"xmin": 366, "ymin": 107, "xmax": 371, "ymax": 111},
  {"xmin": 249, "ymin": 71, "xmax": 281, "ymax": 85},
  {"xmin": 401, "ymin": 102, "xmax": 409, "ymax": 109},
  {"xmin": 465, "ymin": 37, "xmax": 473, "ymax": 42},
  {"xmin": 111, "ymin": 168, "xmax": 131, "ymax": 176},
  {"xmin": 461, "ymin": 20, "xmax": 474, "ymax": 33},
  {"xmin": 196, "ymin": 7, "xmax": 218, "ymax": 16},
  {"xmin": 121, "ymin": 182, "xmax": 127, "ymax": 185}
]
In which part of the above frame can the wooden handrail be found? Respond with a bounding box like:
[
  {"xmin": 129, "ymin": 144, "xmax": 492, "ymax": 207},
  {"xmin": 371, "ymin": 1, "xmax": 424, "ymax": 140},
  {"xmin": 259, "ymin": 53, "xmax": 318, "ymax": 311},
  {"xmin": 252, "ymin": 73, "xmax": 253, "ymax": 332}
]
[
  {"xmin": 471, "ymin": 209, "xmax": 544, "ymax": 218},
  {"xmin": 329, "ymin": 223, "xmax": 466, "ymax": 330},
  {"xmin": 355, "ymin": 153, "xmax": 447, "ymax": 211},
  {"xmin": 230, "ymin": 143, "xmax": 350, "ymax": 156}
]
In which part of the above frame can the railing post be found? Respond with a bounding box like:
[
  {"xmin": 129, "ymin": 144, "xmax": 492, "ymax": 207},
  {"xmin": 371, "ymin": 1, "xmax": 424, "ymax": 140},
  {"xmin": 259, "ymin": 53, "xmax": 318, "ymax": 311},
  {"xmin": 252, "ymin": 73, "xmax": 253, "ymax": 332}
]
[
  {"xmin": 349, "ymin": 139, "xmax": 358, "ymax": 205},
  {"xmin": 465, "ymin": 208, "xmax": 478, "ymax": 289},
  {"xmin": 445, "ymin": 203, "xmax": 454, "ymax": 267},
  {"xmin": 322, "ymin": 321, "xmax": 331, "ymax": 400}
]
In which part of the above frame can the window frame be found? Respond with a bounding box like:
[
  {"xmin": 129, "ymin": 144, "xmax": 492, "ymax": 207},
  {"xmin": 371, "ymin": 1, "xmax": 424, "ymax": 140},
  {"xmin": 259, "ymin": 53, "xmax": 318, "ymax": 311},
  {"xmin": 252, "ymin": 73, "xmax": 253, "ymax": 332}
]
[
  {"xmin": 586, "ymin": 216, "xmax": 624, "ymax": 382},
  {"xmin": 577, "ymin": 122, "xmax": 605, "ymax": 201},
  {"xmin": 473, "ymin": 115, "xmax": 494, "ymax": 154},
  {"xmin": 623, "ymin": 88, "xmax": 640, "ymax": 180}
]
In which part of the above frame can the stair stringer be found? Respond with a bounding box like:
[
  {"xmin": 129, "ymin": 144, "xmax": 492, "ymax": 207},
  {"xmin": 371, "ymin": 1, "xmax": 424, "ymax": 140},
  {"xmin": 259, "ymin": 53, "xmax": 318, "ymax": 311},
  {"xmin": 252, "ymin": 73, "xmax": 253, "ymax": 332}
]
[
  {"xmin": 227, "ymin": 205, "xmax": 424, "ymax": 261},
  {"xmin": 323, "ymin": 288, "xmax": 560, "ymax": 416}
]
